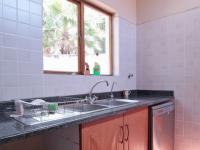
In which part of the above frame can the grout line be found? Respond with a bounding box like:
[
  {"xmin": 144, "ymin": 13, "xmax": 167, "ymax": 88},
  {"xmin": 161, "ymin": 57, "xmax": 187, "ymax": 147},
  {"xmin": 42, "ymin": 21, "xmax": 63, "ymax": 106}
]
[
  {"xmin": 137, "ymin": 6, "xmax": 200, "ymax": 25},
  {"xmin": 118, "ymin": 16, "xmax": 137, "ymax": 25},
  {"xmin": 3, "ymin": 32, "xmax": 42, "ymax": 41}
]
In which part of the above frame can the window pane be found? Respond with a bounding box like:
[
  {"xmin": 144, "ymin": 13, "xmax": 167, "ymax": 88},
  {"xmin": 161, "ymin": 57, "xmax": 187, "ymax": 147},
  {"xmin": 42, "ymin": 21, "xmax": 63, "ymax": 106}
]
[
  {"xmin": 43, "ymin": 0, "xmax": 79, "ymax": 72},
  {"xmin": 84, "ymin": 5, "xmax": 111, "ymax": 75}
]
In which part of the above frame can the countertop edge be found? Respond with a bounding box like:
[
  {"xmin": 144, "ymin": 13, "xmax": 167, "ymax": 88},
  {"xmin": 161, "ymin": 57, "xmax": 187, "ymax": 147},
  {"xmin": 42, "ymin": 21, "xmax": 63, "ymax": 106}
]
[{"xmin": 0, "ymin": 97, "xmax": 173, "ymax": 145}]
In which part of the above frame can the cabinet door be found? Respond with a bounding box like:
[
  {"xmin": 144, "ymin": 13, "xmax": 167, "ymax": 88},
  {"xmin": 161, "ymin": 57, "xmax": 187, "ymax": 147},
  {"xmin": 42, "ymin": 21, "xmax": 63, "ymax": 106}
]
[
  {"xmin": 124, "ymin": 108, "xmax": 148, "ymax": 150},
  {"xmin": 81, "ymin": 115, "xmax": 124, "ymax": 150}
]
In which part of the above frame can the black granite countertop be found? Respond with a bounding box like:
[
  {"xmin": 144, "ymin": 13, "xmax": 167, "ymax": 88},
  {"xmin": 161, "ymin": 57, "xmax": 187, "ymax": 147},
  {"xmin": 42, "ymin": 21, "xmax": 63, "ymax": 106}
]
[{"xmin": 0, "ymin": 90, "xmax": 174, "ymax": 144}]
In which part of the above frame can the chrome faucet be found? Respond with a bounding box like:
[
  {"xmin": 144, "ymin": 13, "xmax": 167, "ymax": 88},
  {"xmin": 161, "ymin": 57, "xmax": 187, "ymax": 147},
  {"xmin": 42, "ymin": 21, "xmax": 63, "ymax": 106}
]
[
  {"xmin": 110, "ymin": 82, "xmax": 117, "ymax": 99},
  {"xmin": 88, "ymin": 80, "xmax": 109, "ymax": 104}
]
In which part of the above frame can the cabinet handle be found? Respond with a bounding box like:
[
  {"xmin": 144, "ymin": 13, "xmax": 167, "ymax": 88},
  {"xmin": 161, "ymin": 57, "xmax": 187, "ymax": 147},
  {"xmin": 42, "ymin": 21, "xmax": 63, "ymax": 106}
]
[
  {"xmin": 124, "ymin": 124, "xmax": 129, "ymax": 142},
  {"xmin": 119, "ymin": 126, "xmax": 124, "ymax": 144}
]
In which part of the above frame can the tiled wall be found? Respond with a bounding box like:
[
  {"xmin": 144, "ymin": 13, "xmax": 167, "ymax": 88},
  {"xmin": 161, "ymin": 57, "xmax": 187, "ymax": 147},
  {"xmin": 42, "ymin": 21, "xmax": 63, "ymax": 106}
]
[
  {"xmin": 0, "ymin": 0, "xmax": 137, "ymax": 101},
  {"xmin": 137, "ymin": 7, "xmax": 200, "ymax": 150}
]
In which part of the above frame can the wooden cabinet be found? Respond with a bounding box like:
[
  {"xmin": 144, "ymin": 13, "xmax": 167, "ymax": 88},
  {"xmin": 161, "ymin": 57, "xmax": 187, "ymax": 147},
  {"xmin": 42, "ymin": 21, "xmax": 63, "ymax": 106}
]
[
  {"xmin": 81, "ymin": 107, "xmax": 148, "ymax": 150},
  {"xmin": 81, "ymin": 114, "xmax": 124, "ymax": 150},
  {"xmin": 124, "ymin": 108, "xmax": 148, "ymax": 150},
  {"xmin": 0, "ymin": 125, "xmax": 80, "ymax": 150}
]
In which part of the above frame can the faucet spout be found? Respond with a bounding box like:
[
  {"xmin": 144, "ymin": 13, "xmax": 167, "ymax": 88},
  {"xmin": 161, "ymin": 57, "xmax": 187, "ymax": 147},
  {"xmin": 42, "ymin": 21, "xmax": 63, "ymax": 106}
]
[
  {"xmin": 110, "ymin": 82, "xmax": 117, "ymax": 99},
  {"xmin": 88, "ymin": 80, "xmax": 109, "ymax": 104}
]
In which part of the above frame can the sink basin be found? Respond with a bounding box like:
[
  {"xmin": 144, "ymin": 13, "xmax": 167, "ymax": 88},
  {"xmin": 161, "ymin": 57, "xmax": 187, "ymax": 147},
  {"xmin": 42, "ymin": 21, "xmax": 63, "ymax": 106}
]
[
  {"xmin": 64, "ymin": 104, "xmax": 108, "ymax": 113},
  {"xmin": 12, "ymin": 99, "xmax": 139, "ymax": 126},
  {"xmin": 94, "ymin": 99, "xmax": 139, "ymax": 107},
  {"xmin": 95, "ymin": 100, "xmax": 129, "ymax": 106}
]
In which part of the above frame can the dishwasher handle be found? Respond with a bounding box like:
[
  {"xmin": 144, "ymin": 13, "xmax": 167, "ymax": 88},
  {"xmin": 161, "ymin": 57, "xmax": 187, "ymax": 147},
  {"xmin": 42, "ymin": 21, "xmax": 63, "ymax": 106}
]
[{"xmin": 153, "ymin": 105, "xmax": 175, "ymax": 116}]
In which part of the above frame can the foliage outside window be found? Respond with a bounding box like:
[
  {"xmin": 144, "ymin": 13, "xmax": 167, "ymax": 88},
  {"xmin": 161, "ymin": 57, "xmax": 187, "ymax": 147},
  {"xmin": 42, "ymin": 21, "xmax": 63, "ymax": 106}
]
[{"xmin": 43, "ymin": 0, "xmax": 113, "ymax": 75}]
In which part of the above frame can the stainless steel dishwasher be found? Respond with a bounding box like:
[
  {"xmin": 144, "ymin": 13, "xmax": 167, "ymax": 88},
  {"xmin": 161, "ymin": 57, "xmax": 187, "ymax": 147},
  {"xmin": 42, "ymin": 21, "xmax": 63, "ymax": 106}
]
[{"xmin": 150, "ymin": 101, "xmax": 175, "ymax": 150}]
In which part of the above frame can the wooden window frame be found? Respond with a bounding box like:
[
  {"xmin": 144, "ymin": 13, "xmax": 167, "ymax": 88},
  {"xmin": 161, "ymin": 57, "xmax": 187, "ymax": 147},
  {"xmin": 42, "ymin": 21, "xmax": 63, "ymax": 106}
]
[{"xmin": 43, "ymin": 0, "xmax": 113, "ymax": 76}]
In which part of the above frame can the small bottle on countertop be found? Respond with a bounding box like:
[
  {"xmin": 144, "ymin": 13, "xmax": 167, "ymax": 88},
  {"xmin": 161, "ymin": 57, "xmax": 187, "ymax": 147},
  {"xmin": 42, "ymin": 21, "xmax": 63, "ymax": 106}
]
[
  {"xmin": 84, "ymin": 63, "xmax": 90, "ymax": 75},
  {"xmin": 124, "ymin": 90, "xmax": 131, "ymax": 99}
]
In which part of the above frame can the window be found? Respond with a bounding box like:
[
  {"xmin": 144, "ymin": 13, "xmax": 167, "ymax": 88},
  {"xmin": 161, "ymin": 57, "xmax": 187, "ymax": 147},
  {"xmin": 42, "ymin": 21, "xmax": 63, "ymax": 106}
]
[
  {"xmin": 43, "ymin": 0, "xmax": 79, "ymax": 73},
  {"xmin": 43, "ymin": 0, "xmax": 113, "ymax": 75}
]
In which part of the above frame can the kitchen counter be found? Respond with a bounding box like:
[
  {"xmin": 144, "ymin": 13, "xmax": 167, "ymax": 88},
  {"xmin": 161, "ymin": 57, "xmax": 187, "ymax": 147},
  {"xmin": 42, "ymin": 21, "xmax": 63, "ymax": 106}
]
[{"xmin": 0, "ymin": 91, "xmax": 174, "ymax": 145}]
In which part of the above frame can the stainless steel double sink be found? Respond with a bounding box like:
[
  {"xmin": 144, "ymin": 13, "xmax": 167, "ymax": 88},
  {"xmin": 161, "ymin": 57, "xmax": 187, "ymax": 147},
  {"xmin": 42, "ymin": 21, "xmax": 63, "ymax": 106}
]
[
  {"xmin": 13, "ymin": 99, "xmax": 139, "ymax": 126},
  {"xmin": 65, "ymin": 99, "xmax": 139, "ymax": 112}
]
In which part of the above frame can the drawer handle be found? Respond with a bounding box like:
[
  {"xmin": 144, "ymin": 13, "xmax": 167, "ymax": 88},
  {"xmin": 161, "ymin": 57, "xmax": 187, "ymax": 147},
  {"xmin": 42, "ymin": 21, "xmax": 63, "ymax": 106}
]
[
  {"xmin": 119, "ymin": 126, "xmax": 124, "ymax": 144},
  {"xmin": 124, "ymin": 124, "xmax": 129, "ymax": 142}
]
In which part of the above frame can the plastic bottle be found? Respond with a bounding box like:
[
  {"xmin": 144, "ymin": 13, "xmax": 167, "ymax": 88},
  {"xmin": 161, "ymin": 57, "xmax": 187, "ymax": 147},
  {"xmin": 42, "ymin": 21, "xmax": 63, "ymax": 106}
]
[
  {"xmin": 93, "ymin": 62, "xmax": 100, "ymax": 76},
  {"xmin": 84, "ymin": 63, "xmax": 90, "ymax": 75}
]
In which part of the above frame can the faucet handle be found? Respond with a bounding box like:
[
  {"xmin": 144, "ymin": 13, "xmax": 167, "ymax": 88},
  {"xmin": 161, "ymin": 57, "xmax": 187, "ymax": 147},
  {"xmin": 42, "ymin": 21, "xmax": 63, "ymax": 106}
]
[
  {"xmin": 93, "ymin": 95, "xmax": 98, "ymax": 101},
  {"xmin": 86, "ymin": 95, "xmax": 98, "ymax": 104},
  {"xmin": 90, "ymin": 95, "xmax": 98, "ymax": 104}
]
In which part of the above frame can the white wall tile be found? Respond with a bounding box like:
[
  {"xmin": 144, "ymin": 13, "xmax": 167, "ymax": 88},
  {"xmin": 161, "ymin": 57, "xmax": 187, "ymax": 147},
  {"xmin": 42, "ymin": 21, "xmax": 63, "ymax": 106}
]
[
  {"xmin": 17, "ymin": 36, "xmax": 31, "ymax": 49},
  {"xmin": 1, "ymin": 61, "xmax": 18, "ymax": 74},
  {"xmin": 30, "ymin": 1, "xmax": 42, "ymax": 16},
  {"xmin": 0, "ymin": 4, "xmax": 2, "ymax": 18},
  {"xmin": 0, "ymin": 18, "xmax": 3, "ymax": 32},
  {"xmin": 0, "ymin": 33, "xmax": 3, "ymax": 46},
  {"xmin": 30, "ymin": 63, "xmax": 43, "ymax": 74},
  {"xmin": 0, "ymin": 47, "xmax": 3, "ymax": 60},
  {"xmin": 30, "ymin": 52, "xmax": 42, "ymax": 64},
  {"xmin": 0, "ymin": 75, "xmax": 3, "ymax": 88},
  {"xmin": 18, "ymin": 10, "xmax": 29, "ymax": 24},
  {"xmin": 30, "ymin": 0, "xmax": 42, "ymax": 4},
  {"xmin": 0, "ymin": 59, "xmax": 3, "ymax": 74},
  {"xmin": 19, "ymin": 62, "xmax": 33, "ymax": 75},
  {"xmin": 1, "ymin": 87, "xmax": 18, "ymax": 100},
  {"xmin": 18, "ymin": 87, "xmax": 32, "ymax": 98},
  {"xmin": 31, "ymin": 75, "xmax": 43, "ymax": 86},
  {"xmin": 18, "ymin": 50, "xmax": 31, "ymax": 62},
  {"xmin": 29, "ymin": 39, "xmax": 42, "ymax": 51},
  {"xmin": 30, "ymin": 14, "xmax": 42, "ymax": 27},
  {"xmin": 19, "ymin": 75, "xmax": 33, "ymax": 87},
  {"xmin": 29, "ymin": 26, "xmax": 42, "ymax": 39},
  {"xmin": 4, "ymin": 34, "xmax": 18, "ymax": 48},
  {"xmin": 1, "ymin": 47, "xmax": 18, "ymax": 61},
  {"xmin": 3, "ymin": 6, "xmax": 17, "ymax": 21},
  {"xmin": 3, "ymin": 0, "xmax": 17, "ymax": 8},
  {"xmin": 3, "ymin": 19, "xmax": 17, "ymax": 34},
  {"xmin": 17, "ymin": 23, "xmax": 30, "ymax": 37},
  {"xmin": 32, "ymin": 86, "xmax": 44, "ymax": 97},
  {"xmin": 1, "ymin": 75, "xmax": 18, "ymax": 87},
  {"xmin": 18, "ymin": 0, "xmax": 29, "ymax": 11}
]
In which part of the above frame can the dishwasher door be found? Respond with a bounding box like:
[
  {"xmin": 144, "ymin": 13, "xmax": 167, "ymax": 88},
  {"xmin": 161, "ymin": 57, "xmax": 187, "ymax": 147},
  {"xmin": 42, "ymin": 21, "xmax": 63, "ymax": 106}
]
[{"xmin": 152, "ymin": 102, "xmax": 175, "ymax": 150}]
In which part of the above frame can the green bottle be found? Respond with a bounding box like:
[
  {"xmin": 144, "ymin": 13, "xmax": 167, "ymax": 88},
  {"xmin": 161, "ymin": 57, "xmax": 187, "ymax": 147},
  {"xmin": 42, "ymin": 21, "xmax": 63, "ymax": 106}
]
[{"xmin": 93, "ymin": 62, "xmax": 100, "ymax": 76}]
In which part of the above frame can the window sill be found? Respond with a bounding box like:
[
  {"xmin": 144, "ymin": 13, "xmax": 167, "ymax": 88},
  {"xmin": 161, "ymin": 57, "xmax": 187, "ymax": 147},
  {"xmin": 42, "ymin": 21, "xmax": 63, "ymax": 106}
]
[{"xmin": 43, "ymin": 70, "xmax": 113, "ymax": 76}]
